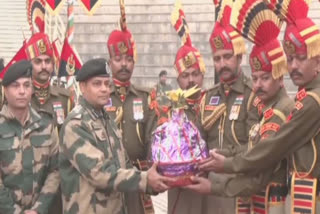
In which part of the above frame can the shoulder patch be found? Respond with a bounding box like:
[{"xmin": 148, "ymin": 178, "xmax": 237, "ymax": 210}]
[{"xmin": 54, "ymin": 86, "xmax": 71, "ymax": 97}]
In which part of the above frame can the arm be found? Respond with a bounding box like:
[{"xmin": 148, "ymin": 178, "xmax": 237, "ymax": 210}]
[
  {"xmin": 60, "ymin": 120, "xmax": 148, "ymax": 193},
  {"xmin": 210, "ymin": 169, "xmax": 274, "ymax": 197},
  {"xmin": 31, "ymin": 126, "xmax": 60, "ymax": 214},
  {"xmin": 224, "ymin": 96, "xmax": 320, "ymax": 174}
]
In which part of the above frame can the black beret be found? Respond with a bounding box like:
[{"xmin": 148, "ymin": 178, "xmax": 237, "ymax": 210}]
[
  {"xmin": 2, "ymin": 60, "xmax": 32, "ymax": 86},
  {"xmin": 76, "ymin": 58, "xmax": 110, "ymax": 81}
]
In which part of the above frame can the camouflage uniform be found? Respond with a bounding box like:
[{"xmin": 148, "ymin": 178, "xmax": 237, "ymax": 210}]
[
  {"xmin": 59, "ymin": 97, "xmax": 149, "ymax": 214},
  {"xmin": 0, "ymin": 104, "xmax": 59, "ymax": 214}
]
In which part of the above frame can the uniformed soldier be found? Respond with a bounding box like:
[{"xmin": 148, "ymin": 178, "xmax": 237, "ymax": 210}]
[
  {"xmin": 200, "ymin": 0, "xmax": 259, "ymax": 213},
  {"xmin": 105, "ymin": 1, "xmax": 155, "ymax": 213},
  {"xmin": 165, "ymin": 2, "xmax": 207, "ymax": 213},
  {"xmin": 59, "ymin": 58, "xmax": 174, "ymax": 214},
  {"xmin": 24, "ymin": 32, "xmax": 72, "ymax": 129},
  {"xmin": 24, "ymin": 32, "xmax": 72, "ymax": 214},
  {"xmin": 186, "ymin": 3, "xmax": 294, "ymax": 213},
  {"xmin": 153, "ymin": 70, "xmax": 172, "ymax": 106},
  {"xmin": 203, "ymin": 0, "xmax": 320, "ymax": 213},
  {"xmin": 0, "ymin": 60, "xmax": 59, "ymax": 214}
]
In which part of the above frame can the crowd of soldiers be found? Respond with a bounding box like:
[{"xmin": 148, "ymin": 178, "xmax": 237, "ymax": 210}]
[{"xmin": 1, "ymin": 0, "xmax": 320, "ymax": 213}]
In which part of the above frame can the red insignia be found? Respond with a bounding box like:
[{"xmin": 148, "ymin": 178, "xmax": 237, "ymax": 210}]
[
  {"xmin": 205, "ymin": 105, "xmax": 216, "ymax": 111},
  {"xmin": 104, "ymin": 106, "xmax": 117, "ymax": 112},
  {"xmin": 287, "ymin": 113, "xmax": 293, "ymax": 122},
  {"xmin": 260, "ymin": 123, "xmax": 280, "ymax": 135},
  {"xmin": 295, "ymin": 101, "xmax": 304, "ymax": 110},
  {"xmin": 296, "ymin": 89, "xmax": 307, "ymax": 101},
  {"xmin": 253, "ymin": 97, "xmax": 261, "ymax": 107},
  {"xmin": 261, "ymin": 133, "xmax": 270, "ymax": 140},
  {"xmin": 258, "ymin": 104, "xmax": 265, "ymax": 116},
  {"xmin": 264, "ymin": 108, "xmax": 274, "ymax": 121}
]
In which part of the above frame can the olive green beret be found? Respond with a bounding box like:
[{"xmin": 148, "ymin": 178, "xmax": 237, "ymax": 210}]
[
  {"xmin": 76, "ymin": 58, "xmax": 110, "ymax": 81},
  {"xmin": 2, "ymin": 60, "xmax": 32, "ymax": 86}
]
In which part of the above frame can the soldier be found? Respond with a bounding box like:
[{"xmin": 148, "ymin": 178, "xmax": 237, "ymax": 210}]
[
  {"xmin": 165, "ymin": 2, "xmax": 207, "ymax": 213},
  {"xmin": 202, "ymin": 0, "xmax": 320, "ymax": 213},
  {"xmin": 200, "ymin": 0, "xmax": 259, "ymax": 213},
  {"xmin": 154, "ymin": 70, "xmax": 172, "ymax": 106},
  {"xmin": 104, "ymin": 1, "xmax": 155, "ymax": 213},
  {"xmin": 0, "ymin": 60, "xmax": 59, "ymax": 214},
  {"xmin": 59, "ymin": 58, "xmax": 174, "ymax": 214},
  {"xmin": 24, "ymin": 32, "xmax": 73, "ymax": 214},
  {"xmin": 186, "ymin": 2, "xmax": 294, "ymax": 213},
  {"xmin": 25, "ymin": 32, "xmax": 72, "ymax": 129}
]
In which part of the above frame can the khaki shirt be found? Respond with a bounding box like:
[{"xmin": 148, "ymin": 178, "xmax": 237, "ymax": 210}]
[
  {"xmin": 31, "ymin": 85, "xmax": 71, "ymax": 128},
  {"xmin": 211, "ymin": 88, "xmax": 294, "ymax": 197},
  {"xmin": 0, "ymin": 105, "xmax": 59, "ymax": 214},
  {"xmin": 105, "ymin": 83, "xmax": 151, "ymax": 161},
  {"xmin": 201, "ymin": 72, "xmax": 259, "ymax": 150},
  {"xmin": 59, "ymin": 97, "xmax": 148, "ymax": 214},
  {"xmin": 224, "ymin": 74, "xmax": 320, "ymax": 178}
]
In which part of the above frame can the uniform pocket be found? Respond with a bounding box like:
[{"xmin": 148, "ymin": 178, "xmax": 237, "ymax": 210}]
[{"xmin": 0, "ymin": 134, "xmax": 20, "ymax": 174}]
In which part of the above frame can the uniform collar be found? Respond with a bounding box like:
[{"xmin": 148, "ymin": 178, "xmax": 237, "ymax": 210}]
[
  {"xmin": 33, "ymin": 79, "xmax": 50, "ymax": 89},
  {"xmin": 79, "ymin": 96, "xmax": 105, "ymax": 121},
  {"xmin": 0, "ymin": 104, "xmax": 41, "ymax": 127},
  {"xmin": 219, "ymin": 72, "xmax": 245, "ymax": 94},
  {"xmin": 110, "ymin": 81, "xmax": 139, "ymax": 96},
  {"xmin": 186, "ymin": 90, "xmax": 205, "ymax": 105},
  {"xmin": 261, "ymin": 87, "xmax": 287, "ymax": 112}
]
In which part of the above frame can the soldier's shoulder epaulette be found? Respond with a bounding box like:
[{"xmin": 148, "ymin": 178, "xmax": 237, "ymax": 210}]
[
  {"xmin": 133, "ymin": 84, "xmax": 152, "ymax": 94},
  {"xmin": 206, "ymin": 84, "xmax": 220, "ymax": 93},
  {"xmin": 306, "ymin": 88, "xmax": 320, "ymax": 107},
  {"xmin": 52, "ymin": 85, "xmax": 71, "ymax": 97}
]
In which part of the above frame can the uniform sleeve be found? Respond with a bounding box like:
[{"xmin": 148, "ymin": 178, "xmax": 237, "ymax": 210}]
[
  {"xmin": 60, "ymin": 120, "xmax": 148, "ymax": 193},
  {"xmin": 212, "ymin": 112, "xmax": 287, "ymax": 197},
  {"xmin": 224, "ymin": 96, "xmax": 320, "ymax": 174},
  {"xmin": 0, "ymin": 174, "xmax": 23, "ymax": 214},
  {"xmin": 32, "ymin": 126, "xmax": 60, "ymax": 214},
  {"xmin": 210, "ymin": 169, "xmax": 274, "ymax": 197}
]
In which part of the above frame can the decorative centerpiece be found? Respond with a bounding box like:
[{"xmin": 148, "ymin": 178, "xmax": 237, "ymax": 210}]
[{"xmin": 151, "ymin": 86, "xmax": 209, "ymax": 187}]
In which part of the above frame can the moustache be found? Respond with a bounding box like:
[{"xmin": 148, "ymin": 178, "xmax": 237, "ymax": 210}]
[
  {"xmin": 118, "ymin": 68, "xmax": 130, "ymax": 74},
  {"xmin": 290, "ymin": 70, "xmax": 303, "ymax": 78},
  {"xmin": 39, "ymin": 70, "xmax": 49, "ymax": 74},
  {"xmin": 219, "ymin": 67, "xmax": 232, "ymax": 73},
  {"xmin": 255, "ymin": 88, "xmax": 266, "ymax": 95}
]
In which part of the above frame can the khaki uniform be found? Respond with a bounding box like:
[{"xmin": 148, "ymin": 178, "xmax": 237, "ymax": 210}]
[
  {"xmin": 31, "ymin": 83, "xmax": 72, "ymax": 214},
  {"xmin": 0, "ymin": 105, "xmax": 59, "ymax": 214},
  {"xmin": 59, "ymin": 97, "xmax": 150, "ymax": 214},
  {"xmin": 211, "ymin": 88, "xmax": 294, "ymax": 214},
  {"xmin": 31, "ymin": 84, "xmax": 71, "ymax": 128},
  {"xmin": 223, "ymin": 74, "xmax": 320, "ymax": 213},
  {"xmin": 105, "ymin": 83, "xmax": 153, "ymax": 214},
  {"xmin": 201, "ymin": 72, "xmax": 259, "ymax": 214},
  {"xmin": 167, "ymin": 92, "xmax": 207, "ymax": 214}
]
